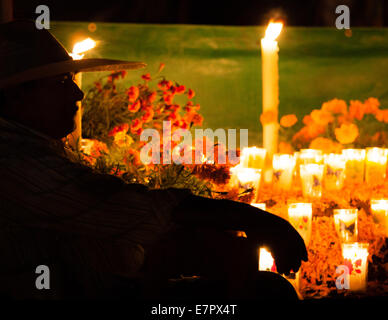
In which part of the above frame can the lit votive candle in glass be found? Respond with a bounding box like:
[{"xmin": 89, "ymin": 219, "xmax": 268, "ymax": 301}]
[
  {"xmin": 272, "ymin": 154, "xmax": 296, "ymax": 191},
  {"xmin": 288, "ymin": 203, "xmax": 313, "ymax": 246},
  {"xmin": 251, "ymin": 203, "xmax": 266, "ymax": 210},
  {"xmin": 323, "ymin": 154, "xmax": 346, "ymax": 191},
  {"xmin": 365, "ymin": 147, "xmax": 387, "ymax": 186},
  {"xmin": 342, "ymin": 242, "xmax": 369, "ymax": 292},
  {"xmin": 370, "ymin": 199, "xmax": 388, "ymax": 237},
  {"xmin": 333, "ymin": 209, "xmax": 358, "ymax": 243},
  {"xmin": 234, "ymin": 167, "xmax": 262, "ymax": 202},
  {"xmin": 241, "ymin": 147, "xmax": 267, "ymax": 169},
  {"xmin": 299, "ymin": 149, "xmax": 323, "ymax": 164},
  {"xmin": 299, "ymin": 164, "xmax": 325, "ymax": 199},
  {"xmin": 258, "ymin": 247, "xmax": 276, "ymax": 272},
  {"xmin": 342, "ymin": 149, "xmax": 365, "ymax": 184}
]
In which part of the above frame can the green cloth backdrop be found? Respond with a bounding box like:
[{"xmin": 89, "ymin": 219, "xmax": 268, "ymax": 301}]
[{"xmin": 51, "ymin": 22, "xmax": 388, "ymax": 146}]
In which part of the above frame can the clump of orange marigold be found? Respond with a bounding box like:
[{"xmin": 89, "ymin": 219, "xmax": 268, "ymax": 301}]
[
  {"xmin": 334, "ymin": 123, "xmax": 359, "ymax": 145},
  {"xmin": 309, "ymin": 137, "xmax": 342, "ymax": 154},
  {"xmin": 280, "ymin": 114, "xmax": 297, "ymax": 127}
]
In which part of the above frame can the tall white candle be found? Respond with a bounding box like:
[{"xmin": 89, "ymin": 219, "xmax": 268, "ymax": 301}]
[
  {"xmin": 261, "ymin": 22, "xmax": 283, "ymax": 183},
  {"xmin": 67, "ymin": 38, "xmax": 96, "ymax": 149}
]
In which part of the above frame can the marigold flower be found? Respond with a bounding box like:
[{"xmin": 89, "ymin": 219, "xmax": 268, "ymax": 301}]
[
  {"xmin": 309, "ymin": 137, "xmax": 342, "ymax": 153},
  {"xmin": 191, "ymin": 113, "xmax": 203, "ymax": 126},
  {"xmin": 127, "ymin": 86, "xmax": 139, "ymax": 103},
  {"xmin": 310, "ymin": 109, "xmax": 334, "ymax": 126},
  {"xmin": 141, "ymin": 109, "xmax": 154, "ymax": 123},
  {"xmin": 335, "ymin": 123, "xmax": 359, "ymax": 145},
  {"xmin": 321, "ymin": 99, "xmax": 347, "ymax": 115},
  {"xmin": 128, "ymin": 100, "xmax": 141, "ymax": 113},
  {"xmin": 280, "ymin": 114, "xmax": 297, "ymax": 128},
  {"xmin": 158, "ymin": 80, "xmax": 173, "ymax": 91},
  {"xmin": 108, "ymin": 123, "xmax": 129, "ymax": 136},
  {"xmin": 141, "ymin": 73, "xmax": 151, "ymax": 81},
  {"xmin": 260, "ymin": 110, "xmax": 277, "ymax": 125},
  {"xmin": 363, "ymin": 97, "xmax": 380, "ymax": 114},
  {"xmin": 163, "ymin": 94, "xmax": 174, "ymax": 105},
  {"xmin": 348, "ymin": 100, "xmax": 364, "ymax": 121},
  {"xmin": 113, "ymin": 131, "xmax": 133, "ymax": 148},
  {"xmin": 175, "ymin": 85, "xmax": 186, "ymax": 94},
  {"xmin": 187, "ymin": 89, "xmax": 195, "ymax": 99},
  {"xmin": 130, "ymin": 119, "xmax": 143, "ymax": 134},
  {"xmin": 278, "ymin": 141, "xmax": 293, "ymax": 154},
  {"xmin": 147, "ymin": 91, "xmax": 157, "ymax": 103}
]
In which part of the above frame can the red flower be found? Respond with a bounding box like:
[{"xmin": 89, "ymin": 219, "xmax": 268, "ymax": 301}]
[
  {"xmin": 175, "ymin": 85, "xmax": 186, "ymax": 94},
  {"xmin": 127, "ymin": 86, "xmax": 139, "ymax": 103},
  {"xmin": 141, "ymin": 109, "xmax": 155, "ymax": 123},
  {"xmin": 128, "ymin": 100, "xmax": 141, "ymax": 113},
  {"xmin": 163, "ymin": 94, "xmax": 174, "ymax": 105},
  {"xmin": 354, "ymin": 259, "xmax": 362, "ymax": 267},
  {"xmin": 108, "ymin": 123, "xmax": 129, "ymax": 136},
  {"xmin": 158, "ymin": 80, "xmax": 173, "ymax": 90},
  {"xmin": 148, "ymin": 91, "xmax": 157, "ymax": 103},
  {"xmin": 120, "ymin": 70, "xmax": 127, "ymax": 79},
  {"xmin": 141, "ymin": 73, "xmax": 151, "ymax": 81},
  {"xmin": 130, "ymin": 119, "xmax": 143, "ymax": 134},
  {"xmin": 187, "ymin": 88, "xmax": 195, "ymax": 99},
  {"xmin": 191, "ymin": 113, "xmax": 203, "ymax": 126}
]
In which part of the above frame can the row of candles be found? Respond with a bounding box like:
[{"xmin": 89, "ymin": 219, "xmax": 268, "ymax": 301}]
[
  {"xmin": 231, "ymin": 147, "xmax": 388, "ymax": 200},
  {"xmin": 254, "ymin": 201, "xmax": 388, "ymax": 292}
]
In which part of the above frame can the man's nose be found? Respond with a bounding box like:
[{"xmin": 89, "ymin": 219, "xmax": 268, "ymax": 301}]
[{"xmin": 71, "ymin": 80, "xmax": 84, "ymax": 101}]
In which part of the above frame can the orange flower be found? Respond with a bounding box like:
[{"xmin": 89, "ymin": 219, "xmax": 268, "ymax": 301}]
[
  {"xmin": 363, "ymin": 97, "xmax": 380, "ymax": 115},
  {"xmin": 309, "ymin": 137, "xmax": 342, "ymax": 153},
  {"xmin": 158, "ymin": 80, "xmax": 173, "ymax": 90},
  {"xmin": 191, "ymin": 113, "xmax": 203, "ymax": 126},
  {"xmin": 141, "ymin": 109, "xmax": 154, "ymax": 123},
  {"xmin": 260, "ymin": 110, "xmax": 277, "ymax": 125},
  {"xmin": 303, "ymin": 115, "xmax": 314, "ymax": 126},
  {"xmin": 280, "ymin": 114, "xmax": 297, "ymax": 128},
  {"xmin": 127, "ymin": 86, "xmax": 139, "ymax": 103},
  {"xmin": 187, "ymin": 89, "xmax": 195, "ymax": 99},
  {"xmin": 147, "ymin": 91, "xmax": 157, "ymax": 103},
  {"xmin": 310, "ymin": 109, "xmax": 334, "ymax": 126},
  {"xmin": 128, "ymin": 100, "xmax": 141, "ymax": 113},
  {"xmin": 335, "ymin": 123, "xmax": 359, "ymax": 145},
  {"xmin": 278, "ymin": 141, "xmax": 293, "ymax": 154},
  {"xmin": 163, "ymin": 94, "xmax": 174, "ymax": 105},
  {"xmin": 175, "ymin": 85, "xmax": 186, "ymax": 94},
  {"xmin": 321, "ymin": 99, "xmax": 347, "ymax": 115},
  {"xmin": 348, "ymin": 100, "xmax": 364, "ymax": 121},
  {"xmin": 141, "ymin": 73, "xmax": 151, "ymax": 81},
  {"xmin": 130, "ymin": 119, "xmax": 143, "ymax": 134}
]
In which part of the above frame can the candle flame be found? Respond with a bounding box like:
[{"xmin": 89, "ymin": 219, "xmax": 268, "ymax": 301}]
[
  {"xmin": 264, "ymin": 22, "xmax": 283, "ymax": 41},
  {"xmin": 70, "ymin": 38, "xmax": 96, "ymax": 60}
]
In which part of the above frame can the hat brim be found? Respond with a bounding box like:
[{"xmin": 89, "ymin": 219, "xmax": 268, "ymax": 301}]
[{"xmin": 0, "ymin": 58, "xmax": 146, "ymax": 89}]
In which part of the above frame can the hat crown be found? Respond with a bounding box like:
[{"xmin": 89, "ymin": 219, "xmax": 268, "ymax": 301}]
[{"xmin": 0, "ymin": 20, "xmax": 71, "ymax": 80}]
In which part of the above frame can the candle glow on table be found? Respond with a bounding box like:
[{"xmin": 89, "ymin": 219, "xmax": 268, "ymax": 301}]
[
  {"xmin": 251, "ymin": 203, "xmax": 266, "ymax": 210},
  {"xmin": 365, "ymin": 147, "xmax": 387, "ymax": 186},
  {"xmin": 342, "ymin": 149, "xmax": 365, "ymax": 183},
  {"xmin": 241, "ymin": 147, "xmax": 267, "ymax": 169},
  {"xmin": 342, "ymin": 242, "xmax": 369, "ymax": 292},
  {"xmin": 370, "ymin": 199, "xmax": 388, "ymax": 237},
  {"xmin": 67, "ymin": 38, "xmax": 97, "ymax": 149},
  {"xmin": 272, "ymin": 154, "xmax": 296, "ymax": 191},
  {"xmin": 299, "ymin": 149, "xmax": 323, "ymax": 164},
  {"xmin": 333, "ymin": 209, "xmax": 358, "ymax": 243},
  {"xmin": 323, "ymin": 154, "xmax": 346, "ymax": 191},
  {"xmin": 299, "ymin": 164, "xmax": 325, "ymax": 199},
  {"xmin": 261, "ymin": 22, "xmax": 283, "ymax": 183},
  {"xmin": 288, "ymin": 203, "xmax": 313, "ymax": 245}
]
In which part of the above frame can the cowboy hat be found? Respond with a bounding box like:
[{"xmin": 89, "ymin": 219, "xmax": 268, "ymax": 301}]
[{"xmin": 0, "ymin": 20, "xmax": 146, "ymax": 89}]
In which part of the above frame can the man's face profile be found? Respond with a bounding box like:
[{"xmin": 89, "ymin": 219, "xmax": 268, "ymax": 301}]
[{"xmin": 0, "ymin": 72, "xmax": 84, "ymax": 139}]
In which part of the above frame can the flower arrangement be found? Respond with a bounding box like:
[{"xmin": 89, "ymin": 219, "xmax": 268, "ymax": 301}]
[{"xmin": 273, "ymin": 98, "xmax": 388, "ymax": 153}]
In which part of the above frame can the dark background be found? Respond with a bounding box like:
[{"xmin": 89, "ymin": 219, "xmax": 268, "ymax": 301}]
[{"xmin": 12, "ymin": 0, "xmax": 388, "ymax": 26}]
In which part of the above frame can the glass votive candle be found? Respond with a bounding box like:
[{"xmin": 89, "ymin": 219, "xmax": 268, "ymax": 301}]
[
  {"xmin": 234, "ymin": 167, "xmax": 262, "ymax": 202},
  {"xmin": 299, "ymin": 164, "xmax": 325, "ymax": 199},
  {"xmin": 365, "ymin": 147, "xmax": 387, "ymax": 186},
  {"xmin": 333, "ymin": 209, "xmax": 358, "ymax": 243},
  {"xmin": 299, "ymin": 149, "xmax": 323, "ymax": 164},
  {"xmin": 323, "ymin": 154, "xmax": 346, "ymax": 191},
  {"xmin": 258, "ymin": 247, "xmax": 276, "ymax": 272},
  {"xmin": 272, "ymin": 154, "xmax": 296, "ymax": 191},
  {"xmin": 288, "ymin": 203, "xmax": 313, "ymax": 246},
  {"xmin": 251, "ymin": 203, "xmax": 266, "ymax": 210},
  {"xmin": 342, "ymin": 149, "xmax": 365, "ymax": 184},
  {"xmin": 342, "ymin": 242, "xmax": 369, "ymax": 292},
  {"xmin": 370, "ymin": 199, "xmax": 388, "ymax": 237},
  {"xmin": 241, "ymin": 147, "xmax": 267, "ymax": 169}
]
